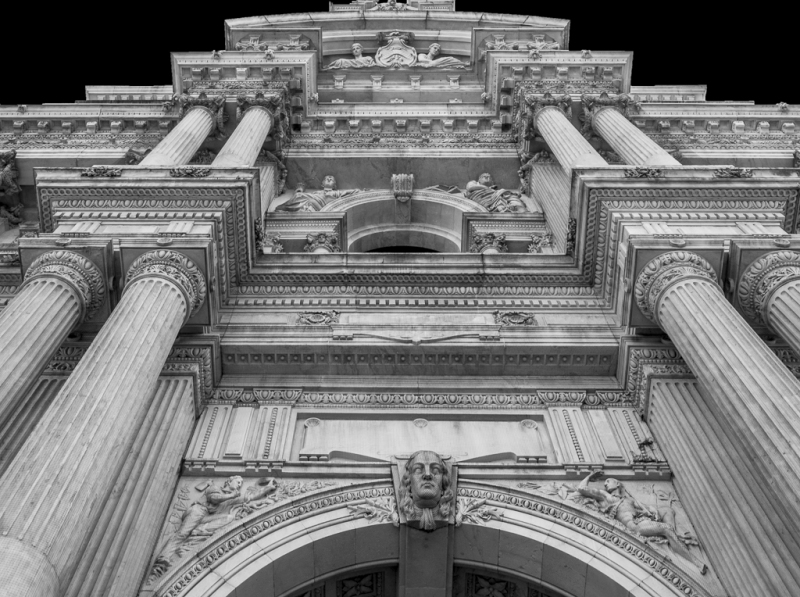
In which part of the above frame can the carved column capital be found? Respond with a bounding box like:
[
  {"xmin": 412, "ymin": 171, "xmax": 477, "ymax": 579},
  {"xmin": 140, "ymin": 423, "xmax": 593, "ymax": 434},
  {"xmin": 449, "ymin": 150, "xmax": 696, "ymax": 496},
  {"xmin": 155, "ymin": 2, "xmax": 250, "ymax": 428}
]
[
  {"xmin": 125, "ymin": 250, "xmax": 207, "ymax": 319},
  {"xmin": 738, "ymin": 251, "xmax": 800, "ymax": 324},
  {"xmin": 164, "ymin": 92, "xmax": 227, "ymax": 137},
  {"xmin": 580, "ymin": 92, "xmax": 639, "ymax": 137},
  {"xmin": 634, "ymin": 251, "xmax": 718, "ymax": 324},
  {"xmin": 236, "ymin": 91, "xmax": 283, "ymax": 120},
  {"xmin": 23, "ymin": 250, "xmax": 106, "ymax": 321},
  {"xmin": 523, "ymin": 92, "xmax": 572, "ymax": 128}
]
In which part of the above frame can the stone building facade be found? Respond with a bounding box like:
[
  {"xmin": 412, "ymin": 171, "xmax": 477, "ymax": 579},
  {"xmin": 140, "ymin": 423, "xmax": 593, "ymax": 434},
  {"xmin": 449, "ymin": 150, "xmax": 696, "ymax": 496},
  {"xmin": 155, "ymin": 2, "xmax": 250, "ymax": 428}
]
[{"xmin": 0, "ymin": 3, "xmax": 799, "ymax": 597}]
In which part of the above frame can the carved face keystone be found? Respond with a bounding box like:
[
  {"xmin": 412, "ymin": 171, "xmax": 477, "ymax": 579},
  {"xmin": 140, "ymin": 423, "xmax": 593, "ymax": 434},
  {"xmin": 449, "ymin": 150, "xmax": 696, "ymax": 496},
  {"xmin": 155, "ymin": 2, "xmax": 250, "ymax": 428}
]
[{"xmin": 408, "ymin": 450, "xmax": 445, "ymax": 509}]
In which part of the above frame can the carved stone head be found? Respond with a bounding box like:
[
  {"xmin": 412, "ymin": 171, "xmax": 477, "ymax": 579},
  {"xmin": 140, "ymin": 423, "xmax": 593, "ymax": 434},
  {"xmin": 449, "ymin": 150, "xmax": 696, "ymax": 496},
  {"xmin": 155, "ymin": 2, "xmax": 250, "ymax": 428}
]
[
  {"xmin": 224, "ymin": 475, "xmax": 244, "ymax": 492},
  {"xmin": 478, "ymin": 172, "xmax": 494, "ymax": 186},
  {"xmin": 604, "ymin": 478, "xmax": 621, "ymax": 494},
  {"xmin": 428, "ymin": 43, "xmax": 441, "ymax": 57},
  {"xmin": 322, "ymin": 175, "xmax": 337, "ymax": 191},
  {"xmin": 351, "ymin": 43, "xmax": 363, "ymax": 57},
  {"xmin": 399, "ymin": 450, "xmax": 454, "ymax": 531}
]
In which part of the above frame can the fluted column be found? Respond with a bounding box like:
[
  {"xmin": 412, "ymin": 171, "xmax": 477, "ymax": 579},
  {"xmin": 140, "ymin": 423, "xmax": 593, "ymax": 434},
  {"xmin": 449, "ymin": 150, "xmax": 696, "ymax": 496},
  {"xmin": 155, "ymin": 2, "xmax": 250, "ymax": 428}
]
[
  {"xmin": 0, "ymin": 250, "xmax": 205, "ymax": 597},
  {"xmin": 635, "ymin": 251, "xmax": 800, "ymax": 552},
  {"xmin": 527, "ymin": 93, "xmax": 607, "ymax": 177},
  {"xmin": 0, "ymin": 250, "xmax": 104, "ymax": 431},
  {"xmin": 585, "ymin": 93, "xmax": 679, "ymax": 166},
  {"xmin": 212, "ymin": 94, "xmax": 278, "ymax": 168},
  {"xmin": 527, "ymin": 153, "xmax": 570, "ymax": 253},
  {"xmin": 139, "ymin": 94, "xmax": 225, "ymax": 167},
  {"xmin": 738, "ymin": 250, "xmax": 800, "ymax": 351}
]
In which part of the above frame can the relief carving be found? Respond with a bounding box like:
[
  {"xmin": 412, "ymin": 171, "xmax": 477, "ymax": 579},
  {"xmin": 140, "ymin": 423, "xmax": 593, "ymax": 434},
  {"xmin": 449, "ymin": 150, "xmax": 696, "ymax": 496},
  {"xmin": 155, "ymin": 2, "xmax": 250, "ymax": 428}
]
[
  {"xmin": 576, "ymin": 472, "xmax": 707, "ymax": 574},
  {"xmin": 470, "ymin": 232, "xmax": 508, "ymax": 254},
  {"xmin": 148, "ymin": 477, "xmax": 334, "ymax": 582},
  {"xmin": 304, "ymin": 232, "xmax": 342, "ymax": 253},
  {"xmin": 0, "ymin": 203, "xmax": 23, "ymax": 226},
  {"xmin": 368, "ymin": 0, "xmax": 418, "ymax": 10},
  {"xmin": 235, "ymin": 34, "xmax": 311, "ymax": 52},
  {"xmin": 278, "ymin": 176, "xmax": 362, "ymax": 212},
  {"xmin": 0, "ymin": 149, "xmax": 21, "ymax": 196},
  {"xmin": 324, "ymin": 32, "xmax": 466, "ymax": 70},
  {"xmin": 465, "ymin": 173, "xmax": 532, "ymax": 213},
  {"xmin": 398, "ymin": 450, "xmax": 455, "ymax": 531},
  {"xmin": 493, "ymin": 311, "xmax": 537, "ymax": 326}
]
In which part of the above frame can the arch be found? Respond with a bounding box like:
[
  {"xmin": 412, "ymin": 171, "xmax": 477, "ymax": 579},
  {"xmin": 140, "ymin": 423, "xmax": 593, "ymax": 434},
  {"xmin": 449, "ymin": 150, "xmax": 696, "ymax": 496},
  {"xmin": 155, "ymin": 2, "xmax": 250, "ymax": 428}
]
[
  {"xmin": 153, "ymin": 481, "xmax": 712, "ymax": 597},
  {"xmin": 321, "ymin": 189, "xmax": 485, "ymax": 253}
]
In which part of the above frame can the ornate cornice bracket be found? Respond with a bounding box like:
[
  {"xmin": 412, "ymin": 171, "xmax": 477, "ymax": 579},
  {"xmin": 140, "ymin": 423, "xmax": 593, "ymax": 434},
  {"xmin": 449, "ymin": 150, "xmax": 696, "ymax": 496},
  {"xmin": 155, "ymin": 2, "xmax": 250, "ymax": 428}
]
[
  {"xmin": 634, "ymin": 252, "xmax": 718, "ymax": 325},
  {"xmin": 738, "ymin": 250, "xmax": 800, "ymax": 325},
  {"xmin": 125, "ymin": 250, "xmax": 207, "ymax": 321},
  {"xmin": 23, "ymin": 250, "xmax": 106, "ymax": 321}
]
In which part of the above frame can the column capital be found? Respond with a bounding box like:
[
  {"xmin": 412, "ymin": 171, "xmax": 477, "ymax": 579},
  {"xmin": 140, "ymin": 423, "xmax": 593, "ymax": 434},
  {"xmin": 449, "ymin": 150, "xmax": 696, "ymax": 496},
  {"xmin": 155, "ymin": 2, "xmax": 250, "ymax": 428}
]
[
  {"xmin": 23, "ymin": 250, "xmax": 106, "ymax": 321},
  {"xmin": 125, "ymin": 250, "xmax": 207, "ymax": 320},
  {"xmin": 523, "ymin": 91, "xmax": 572, "ymax": 127},
  {"xmin": 236, "ymin": 91, "xmax": 284, "ymax": 121},
  {"xmin": 634, "ymin": 251, "xmax": 718, "ymax": 324},
  {"xmin": 580, "ymin": 92, "xmax": 639, "ymax": 137},
  {"xmin": 738, "ymin": 250, "xmax": 800, "ymax": 324},
  {"xmin": 163, "ymin": 92, "xmax": 226, "ymax": 137}
]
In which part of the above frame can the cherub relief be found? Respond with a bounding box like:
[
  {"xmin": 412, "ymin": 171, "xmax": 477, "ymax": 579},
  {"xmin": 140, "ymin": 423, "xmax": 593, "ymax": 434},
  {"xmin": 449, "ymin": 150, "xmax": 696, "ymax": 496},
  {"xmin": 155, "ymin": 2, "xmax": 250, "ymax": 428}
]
[
  {"xmin": 577, "ymin": 471, "xmax": 707, "ymax": 574},
  {"xmin": 398, "ymin": 450, "xmax": 454, "ymax": 531}
]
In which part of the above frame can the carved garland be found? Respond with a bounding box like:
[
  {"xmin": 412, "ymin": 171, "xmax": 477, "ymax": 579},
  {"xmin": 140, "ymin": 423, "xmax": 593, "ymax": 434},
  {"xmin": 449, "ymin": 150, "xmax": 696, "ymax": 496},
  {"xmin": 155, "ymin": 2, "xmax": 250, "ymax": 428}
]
[
  {"xmin": 634, "ymin": 252, "xmax": 718, "ymax": 324},
  {"xmin": 23, "ymin": 250, "xmax": 106, "ymax": 320},
  {"xmin": 125, "ymin": 250, "xmax": 207, "ymax": 317},
  {"xmin": 737, "ymin": 250, "xmax": 800, "ymax": 324}
]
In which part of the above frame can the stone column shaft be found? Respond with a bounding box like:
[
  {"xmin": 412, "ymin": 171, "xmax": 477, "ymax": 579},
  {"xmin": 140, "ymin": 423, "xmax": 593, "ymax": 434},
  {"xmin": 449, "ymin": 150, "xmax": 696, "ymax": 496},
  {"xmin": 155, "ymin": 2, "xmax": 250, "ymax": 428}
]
[
  {"xmin": 212, "ymin": 107, "xmax": 273, "ymax": 168},
  {"xmin": 529, "ymin": 161, "xmax": 570, "ymax": 253},
  {"xmin": 139, "ymin": 107, "xmax": 215, "ymax": 167},
  {"xmin": 535, "ymin": 107, "xmax": 607, "ymax": 177},
  {"xmin": 0, "ymin": 251, "xmax": 104, "ymax": 435},
  {"xmin": 650, "ymin": 379, "xmax": 800, "ymax": 595},
  {"xmin": 637, "ymin": 252, "xmax": 800, "ymax": 553},
  {"xmin": 0, "ymin": 250, "xmax": 204, "ymax": 597},
  {"xmin": 592, "ymin": 107, "xmax": 680, "ymax": 166}
]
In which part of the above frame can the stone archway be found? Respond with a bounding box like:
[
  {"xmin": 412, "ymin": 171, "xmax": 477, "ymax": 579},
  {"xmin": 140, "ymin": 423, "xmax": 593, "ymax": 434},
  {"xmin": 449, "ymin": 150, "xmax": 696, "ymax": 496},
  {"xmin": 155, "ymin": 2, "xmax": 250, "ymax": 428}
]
[
  {"xmin": 321, "ymin": 189, "xmax": 485, "ymax": 253},
  {"xmin": 148, "ymin": 481, "xmax": 713, "ymax": 597}
]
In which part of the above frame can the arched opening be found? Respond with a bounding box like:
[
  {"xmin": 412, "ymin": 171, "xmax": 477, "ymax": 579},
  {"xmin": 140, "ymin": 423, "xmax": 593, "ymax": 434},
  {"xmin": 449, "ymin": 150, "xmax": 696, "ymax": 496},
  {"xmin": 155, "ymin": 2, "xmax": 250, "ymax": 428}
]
[{"xmin": 160, "ymin": 482, "xmax": 709, "ymax": 597}]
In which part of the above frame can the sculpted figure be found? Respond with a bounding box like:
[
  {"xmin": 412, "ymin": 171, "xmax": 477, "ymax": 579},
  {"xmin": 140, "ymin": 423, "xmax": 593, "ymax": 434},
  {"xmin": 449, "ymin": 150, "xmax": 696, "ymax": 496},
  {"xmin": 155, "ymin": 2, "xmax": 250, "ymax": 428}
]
[
  {"xmin": 578, "ymin": 471, "xmax": 707, "ymax": 574},
  {"xmin": 416, "ymin": 43, "xmax": 467, "ymax": 69},
  {"xmin": 0, "ymin": 149, "xmax": 21, "ymax": 196},
  {"xmin": 277, "ymin": 175, "xmax": 361, "ymax": 212},
  {"xmin": 149, "ymin": 476, "xmax": 277, "ymax": 580},
  {"xmin": 324, "ymin": 43, "xmax": 377, "ymax": 70},
  {"xmin": 368, "ymin": 0, "xmax": 418, "ymax": 10},
  {"xmin": 398, "ymin": 450, "xmax": 454, "ymax": 531},
  {"xmin": 465, "ymin": 173, "xmax": 535, "ymax": 213}
]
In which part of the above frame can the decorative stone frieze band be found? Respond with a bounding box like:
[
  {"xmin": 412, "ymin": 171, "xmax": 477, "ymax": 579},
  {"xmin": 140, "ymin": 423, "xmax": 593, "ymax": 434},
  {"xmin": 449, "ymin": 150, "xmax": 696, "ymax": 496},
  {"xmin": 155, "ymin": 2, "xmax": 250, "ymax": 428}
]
[
  {"xmin": 738, "ymin": 251, "xmax": 800, "ymax": 324},
  {"xmin": 125, "ymin": 250, "xmax": 207, "ymax": 318},
  {"xmin": 23, "ymin": 250, "xmax": 106, "ymax": 320},
  {"xmin": 634, "ymin": 252, "xmax": 718, "ymax": 324}
]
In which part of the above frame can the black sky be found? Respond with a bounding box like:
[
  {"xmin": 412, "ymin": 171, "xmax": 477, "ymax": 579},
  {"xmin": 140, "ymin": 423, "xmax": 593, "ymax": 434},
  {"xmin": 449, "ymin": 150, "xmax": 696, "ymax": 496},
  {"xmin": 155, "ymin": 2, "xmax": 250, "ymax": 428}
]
[{"xmin": 1, "ymin": 2, "xmax": 794, "ymax": 105}]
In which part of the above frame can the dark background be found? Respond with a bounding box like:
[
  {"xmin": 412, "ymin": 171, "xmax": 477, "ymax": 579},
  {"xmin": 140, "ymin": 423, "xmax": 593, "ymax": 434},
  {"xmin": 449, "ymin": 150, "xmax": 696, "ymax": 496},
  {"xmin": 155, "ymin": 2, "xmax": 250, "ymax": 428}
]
[{"xmin": 1, "ymin": 2, "xmax": 795, "ymax": 105}]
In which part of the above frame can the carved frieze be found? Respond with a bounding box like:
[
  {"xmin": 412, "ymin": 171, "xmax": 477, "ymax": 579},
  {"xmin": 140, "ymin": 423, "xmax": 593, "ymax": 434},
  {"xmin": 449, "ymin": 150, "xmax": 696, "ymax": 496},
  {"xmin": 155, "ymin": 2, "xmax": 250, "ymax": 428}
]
[
  {"xmin": 493, "ymin": 311, "xmax": 537, "ymax": 326},
  {"xmin": 235, "ymin": 34, "xmax": 311, "ymax": 52},
  {"xmin": 296, "ymin": 310, "xmax": 340, "ymax": 325},
  {"xmin": 80, "ymin": 166, "xmax": 121, "ymax": 178},
  {"xmin": 325, "ymin": 32, "xmax": 467, "ymax": 70}
]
